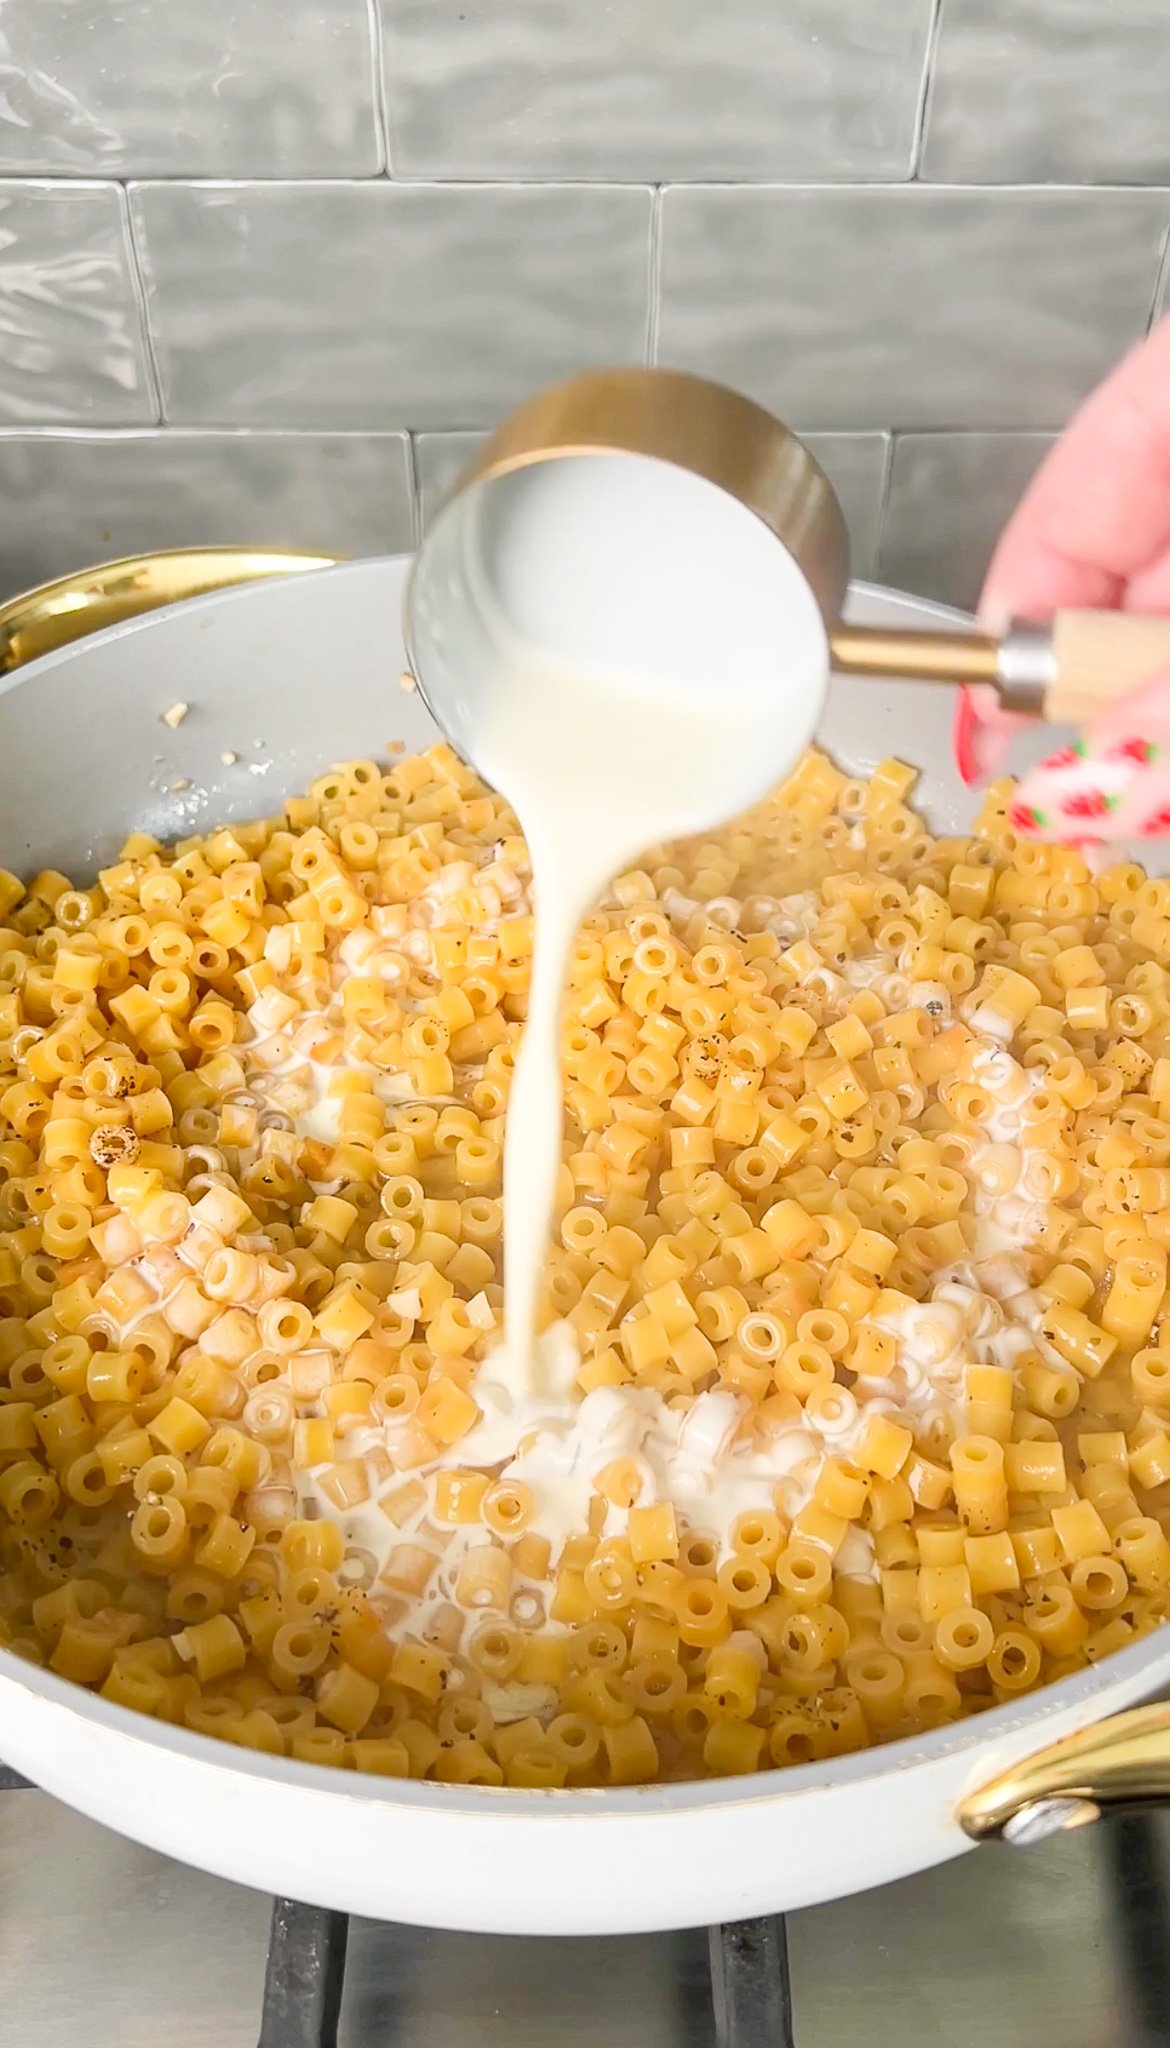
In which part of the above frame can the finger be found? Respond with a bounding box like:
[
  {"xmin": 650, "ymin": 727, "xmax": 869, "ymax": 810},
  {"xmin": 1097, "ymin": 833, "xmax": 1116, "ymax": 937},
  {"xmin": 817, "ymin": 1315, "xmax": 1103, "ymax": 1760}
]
[
  {"xmin": 1123, "ymin": 541, "xmax": 1170, "ymax": 614},
  {"xmin": 1008, "ymin": 664, "xmax": 1170, "ymax": 843},
  {"xmin": 982, "ymin": 317, "xmax": 1170, "ymax": 625}
]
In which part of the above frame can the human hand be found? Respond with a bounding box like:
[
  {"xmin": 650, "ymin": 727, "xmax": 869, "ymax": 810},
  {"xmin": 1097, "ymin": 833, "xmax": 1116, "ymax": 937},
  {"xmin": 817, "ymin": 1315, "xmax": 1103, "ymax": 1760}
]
[{"xmin": 954, "ymin": 316, "xmax": 1170, "ymax": 841}]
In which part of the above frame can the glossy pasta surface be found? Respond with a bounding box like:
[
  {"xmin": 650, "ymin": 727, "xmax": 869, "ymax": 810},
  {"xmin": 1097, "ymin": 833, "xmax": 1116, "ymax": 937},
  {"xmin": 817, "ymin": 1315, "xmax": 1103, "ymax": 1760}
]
[{"xmin": 2, "ymin": 743, "xmax": 1170, "ymax": 1787}]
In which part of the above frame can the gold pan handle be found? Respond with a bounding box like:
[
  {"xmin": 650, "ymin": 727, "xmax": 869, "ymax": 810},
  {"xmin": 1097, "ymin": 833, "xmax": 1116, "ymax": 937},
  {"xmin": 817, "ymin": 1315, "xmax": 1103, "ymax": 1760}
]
[
  {"xmin": 958, "ymin": 1701, "xmax": 1170, "ymax": 1847},
  {"xmin": 0, "ymin": 547, "xmax": 338, "ymax": 674}
]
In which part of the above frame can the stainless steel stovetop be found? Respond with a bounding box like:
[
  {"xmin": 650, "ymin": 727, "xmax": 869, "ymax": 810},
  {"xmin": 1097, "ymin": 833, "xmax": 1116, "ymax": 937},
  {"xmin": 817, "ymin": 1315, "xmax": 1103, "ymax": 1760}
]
[{"xmin": 1, "ymin": 1771, "xmax": 1168, "ymax": 2048}]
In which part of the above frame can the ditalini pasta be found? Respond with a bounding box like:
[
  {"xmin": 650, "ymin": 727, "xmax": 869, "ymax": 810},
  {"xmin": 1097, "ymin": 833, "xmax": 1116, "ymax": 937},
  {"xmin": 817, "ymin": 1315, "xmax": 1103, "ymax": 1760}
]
[{"xmin": 2, "ymin": 742, "xmax": 1170, "ymax": 1786}]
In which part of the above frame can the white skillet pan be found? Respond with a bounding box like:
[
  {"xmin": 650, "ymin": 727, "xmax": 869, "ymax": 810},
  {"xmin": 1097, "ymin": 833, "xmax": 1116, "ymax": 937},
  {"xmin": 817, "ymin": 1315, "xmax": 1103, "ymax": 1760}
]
[{"xmin": 0, "ymin": 550, "xmax": 1168, "ymax": 1937}]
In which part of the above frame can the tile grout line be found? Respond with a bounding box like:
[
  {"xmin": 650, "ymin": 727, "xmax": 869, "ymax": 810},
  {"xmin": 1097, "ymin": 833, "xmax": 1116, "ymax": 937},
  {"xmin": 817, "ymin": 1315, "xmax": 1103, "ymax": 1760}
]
[
  {"xmin": 121, "ymin": 183, "xmax": 166, "ymax": 426},
  {"xmin": 406, "ymin": 432, "xmax": 422, "ymax": 547},
  {"xmin": 644, "ymin": 186, "xmax": 662, "ymax": 364},
  {"xmin": 909, "ymin": 0, "xmax": 946, "ymax": 180},
  {"xmin": 873, "ymin": 430, "xmax": 899, "ymax": 586},
  {"xmin": 1147, "ymin": 217, "xmax": 1170, "ymax": 331},
  {"xmin": 365, "ymin": 0, "xmax": 394, "ymax": 176},
  {"xmin": 0, "ymin": 427, "xmax": 419, "ymax": 442},
  {"xmin": 2, "ymin": 172, "xmax": 1170, "ymax": 195},
  {"xmin": 0, "ymin": 425, "xmax": 1064, "ymax": 445}
]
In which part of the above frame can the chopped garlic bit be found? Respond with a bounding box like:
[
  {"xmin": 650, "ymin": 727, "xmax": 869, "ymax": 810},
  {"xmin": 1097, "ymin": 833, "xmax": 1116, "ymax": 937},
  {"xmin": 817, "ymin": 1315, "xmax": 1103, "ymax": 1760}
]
[
  {"xmin": 387, "ymin": 1287, "xmax": 422, "ymax": 1319},
  {"xmin": 399, "ymin": 670, "xmax": 417, "ymax": 693},
  {"xmin": 169, "ymin": 777, "xmax": 190, "ymax": 793},
  {"xmin": 161, "ymin": 701, "xmax": 190, "ymax": 729},
  {"xmin": 220, "ymin": 751, "xmax": 239, "ymax": 767},
  {"xmin": 481, "ymin": 1681, "xmax": 557, "ymax": 1725}
]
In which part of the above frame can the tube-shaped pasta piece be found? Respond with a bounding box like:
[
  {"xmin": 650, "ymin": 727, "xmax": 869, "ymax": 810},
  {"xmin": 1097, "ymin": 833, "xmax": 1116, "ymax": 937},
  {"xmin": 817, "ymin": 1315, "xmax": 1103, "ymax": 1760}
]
[
  {"xmin": 173, "ymin": 1613, "xmax": 245, "ymax": 1683},
  {"xmin": 627, "ymin": 1502, "xmax": 678, "ymax": 1564},
  {"xmin": 1128, "ymin": 1430, "xmax": 1170, "ymax": 1491},
  {"xmin": 1003, "ymin": 1439, "xmax": 1066, "ymax": 1494},
  {"xmin": 1051, "ymin": 1498, "xmax": 1113, "ymax": 1564},
  {"xmin": 934, "ymin": 1606, "xmax": 994, "ymax": 1672},
  {"xmin": 1101, "ymin": 1253, "xmax": 1167, "ymax": 1347},
  {"xmin": 987, "ymin": 1629, "xmax": 1042, "ymax": 1694},
  {"xmin": 855, "ymin": 1414, "xmax": 913, "ymax": 1480},
  {"xmin": 454, "ymin": 1544, "xmax": 512, "ymax": 1612},
  {"xmin": 964, "ymin": 1532, "xmax": 1021, "ymax": 1595},
  {"xmin": 316, "ymin": 1661, "xmax": 379, "ymax": 1735},
  {"xmin": 584, "ymin": 1542, "xmax": 639, "ymax": 1613},
  {"xmin": 950, "ymin": 1436, "xmax": 1008, "ymax": 1534},
  {"xmin": 843, "ymin": 1650, "xmax": 904, "ymax": 1729},
  {"xmin": 1069, "ymin": 1556, "xmax": 1128, "ymax": 1611},
  {"xmin": 1025, "ymin": 1583, "xmax": 1089, "ymax": 1657},
  {"xmin": 1039, "ymin": 1302, "xmax": 1117, "ymax": 1378},
  {"xmin": 1115, "ymin": 1516, "xmax": 1170, "ymax": 1590},
  {"xmin": 603, "ymin": 1715, "xmax": 659, "ymax": 1784},
  {"xmin": 774, "ymin": 1544, "xmax": 832, "ymax": 1604}
]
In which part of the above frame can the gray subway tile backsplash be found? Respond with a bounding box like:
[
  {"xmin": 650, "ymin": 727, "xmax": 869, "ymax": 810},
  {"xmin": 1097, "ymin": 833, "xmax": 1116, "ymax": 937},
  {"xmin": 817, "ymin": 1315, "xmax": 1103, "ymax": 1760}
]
[
  {"xmin": 130, "ymin": 181, "xmax": 654, "ymax": 428},
  {"xmin": 414, "ymin": 431, "xmax": 487, "ymax": 531},
  {"xmin": 0, "ymin": 0, "xmax": 382, "ymax": 176},
  {"xmin": 657, "ymin": 185, "xmax": 1170, "ymax": 432},
  {"xmin": 0, "ymin": 181, "xmax": 154, "ymax": 425},
  {"xmin": 378, "ymin": 0, "xmax": 934, "ymax": 181},
  {"xmin": 878, "ymin": 432, "xmax": 1057, "ymax": 612},
  {"xmin": 0, "ymin": 431, "xmax": 413, "ymax": 601},
  {"xmin": 0, "ymin": 12, "xmax": 1165, "ymax": 615},
  {"xmin": 802, "ymin": 434, "xmax": 890, "ymax": 582},
  {"xmin": 922, "ymin": 0, "xmax": 1170, "ymax": 186}
]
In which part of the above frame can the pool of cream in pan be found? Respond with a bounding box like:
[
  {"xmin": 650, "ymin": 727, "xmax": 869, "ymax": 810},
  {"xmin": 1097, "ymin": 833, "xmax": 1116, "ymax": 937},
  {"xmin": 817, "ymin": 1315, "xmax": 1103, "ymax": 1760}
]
[{"xmin": 98, "ymin": 849, "xmax": 1069, "ymax": 1711}]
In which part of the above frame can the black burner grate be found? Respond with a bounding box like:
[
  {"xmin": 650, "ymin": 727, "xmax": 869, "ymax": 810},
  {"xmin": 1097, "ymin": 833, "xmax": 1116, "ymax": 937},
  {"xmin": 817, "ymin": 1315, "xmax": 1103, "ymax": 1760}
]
[
  {"xmin": 710, "ymin": 1915, "xmax": 795, "ymax": 2048},
  {"xmin": 256, "ymin": 1895, "xmax": 794, "ymax": 2048},
  {"xmin": 259, "ymin": 1898, "xmax": 350, "ymax": 2048}
]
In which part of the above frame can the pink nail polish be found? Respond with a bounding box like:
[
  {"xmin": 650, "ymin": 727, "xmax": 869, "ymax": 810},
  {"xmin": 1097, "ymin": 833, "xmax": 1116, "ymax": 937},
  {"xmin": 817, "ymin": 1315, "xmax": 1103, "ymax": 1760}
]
[{"xmin": 953, "ymin": 686, "xmax": 1024, "ymax": 787}]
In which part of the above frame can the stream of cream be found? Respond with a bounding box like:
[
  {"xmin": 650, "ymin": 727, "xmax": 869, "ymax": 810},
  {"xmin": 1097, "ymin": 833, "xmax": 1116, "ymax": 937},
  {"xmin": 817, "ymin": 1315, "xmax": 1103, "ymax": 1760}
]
[
  {"xmin": 456, "ymin": 453, "xmax": 831, "ymax": 1391},
  {"xmin": 476, "ymin": 657, "xmax": 772, "ymax": 1379}
]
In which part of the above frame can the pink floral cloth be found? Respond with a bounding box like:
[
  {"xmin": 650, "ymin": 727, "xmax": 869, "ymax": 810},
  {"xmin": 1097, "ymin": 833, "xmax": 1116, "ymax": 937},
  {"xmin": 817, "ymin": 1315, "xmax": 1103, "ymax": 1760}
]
[{"xmin": 955, "ymin": 670, "xmax": 1170, "ymax": 845}]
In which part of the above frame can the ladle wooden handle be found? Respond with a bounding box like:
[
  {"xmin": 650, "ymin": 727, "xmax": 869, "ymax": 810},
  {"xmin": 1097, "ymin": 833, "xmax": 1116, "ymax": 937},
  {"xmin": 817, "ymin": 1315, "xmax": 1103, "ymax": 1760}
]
[
  {"xmin": 1046, "ymin": 610, "xmax": 1170, "ymax": 723},
  {"xmin": 831, "ymin": 610, "xmax": 1170, "ymax": 722}
]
